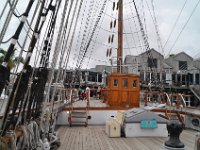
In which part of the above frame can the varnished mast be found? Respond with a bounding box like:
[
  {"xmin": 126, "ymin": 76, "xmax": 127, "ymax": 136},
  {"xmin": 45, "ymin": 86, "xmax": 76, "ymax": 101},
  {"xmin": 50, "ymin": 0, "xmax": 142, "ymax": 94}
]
[{"xmin": 117, "ymin": 0, "xmax": 123, "ymax": 73}]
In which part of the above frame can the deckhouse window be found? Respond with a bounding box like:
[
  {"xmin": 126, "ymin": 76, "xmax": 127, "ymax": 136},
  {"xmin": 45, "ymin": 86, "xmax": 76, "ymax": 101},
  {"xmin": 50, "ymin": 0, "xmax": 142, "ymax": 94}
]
[
  {"xmin": 122, "ymin": 79, "xmax": 128, "ymax": 87},
  {"xmin": 113, "ymin": 79, "xmax": 118, "ymax": 87},
  {"xmin": 133, "ymin": 80, "xmax": 137, "ymax": 87}
]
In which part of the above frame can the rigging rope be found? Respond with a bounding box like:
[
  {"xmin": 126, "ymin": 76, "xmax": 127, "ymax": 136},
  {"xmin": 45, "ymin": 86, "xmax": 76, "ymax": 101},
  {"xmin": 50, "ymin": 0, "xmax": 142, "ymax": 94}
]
[
  {"xmin": 104, "ymin": 0, "xmax": 117, "ymax": 64},
  {"xmin": 133, "ymin": 0, "xmax": 158, "ymax": 81},
  {"xmin": 8, "ymin": 0, "xmax": 25, "ymax": 18},
  {"xmin": 0, "ymin": 1, "xmax": 9, "ymax": 20},
  {"xmin": 150, "ymin": 0, "xmax": 163, "ymax": 53},
  {"xmin": 163, "ymin": 0, "xmax": 188, "ymax": 50},
  {"xmin": 12, "ymin": 0, "xmax": 41, "ymax": 76},
  {"xmin": 45, "ymin": 0, "xmax": 70, "ymax": 133},
  {"xmin": 77, "ymin": 0, "xmax": 107, "ymax": 69},
  {"xmin": 0, "ymin": 0, "xmax": 19, "ymax": 46},
  {"xmin": 72, "ymin": 0, "xmax": 89, "ymax": 68},
  {"xmin": 41, "ymin": 1, "xmax": 84, "ymax": 145},
  {"xmin": 96, "ymin": 25, "xmax": 141, "ymax": 35},
  {"xmin": 40, "ymin": 4, "xmax": 58, "ymax": 67},
  {"xmin": 53, "ymin": 0, "xmax": 75, "ymax": 71},
  {"xmin": 27, "ymin": 0, "xmax": 60, "ymax": 120},
  {"xmin": 46, "ymin": 0, "xmax": 75, "ymax": 104},
  {"xmin": 77, "ymin": 0, "xmax": 97, "ymax": 68},
  {"xmin": 61, "ymin": 0, "xmax": 84, "ymax": 86},
  {"xmin": 125, "ymin": 7, "xmax": 139, "ymax": 56},
  {"xmin": 43, "ymin": 0, "xmax": 71, "ymax": 118},
  {"xmin": 129, "ymin": 1, "xmax": 145, "ymax": 53},
  {"xmin": 59, "ymin": 0, "xmax": 80, "ymax": 70},
  {"xmin": 75, "ymin": 0, "xmax": 95, "ymax": 69},
  {"xmin": 33, "ymin": 13, "xmax": 53, "ymax": 68},
  {"xmin": 0, "ymin": 0, "xmax": 58, "ymax": 137},
  {"xmin": 0, "ymin": 0, "xmax": 35, "ymax": 101},
  {"xmin": 168, "ymin": 0, "xmax": 200, "ymax": 55},
  {"xmin": 2, "ymin": 0, "xmax": 35, "ymax": 64},
  {"xmin": 44, "ymin": 0, "xmax": 70, "ymax": 104}
]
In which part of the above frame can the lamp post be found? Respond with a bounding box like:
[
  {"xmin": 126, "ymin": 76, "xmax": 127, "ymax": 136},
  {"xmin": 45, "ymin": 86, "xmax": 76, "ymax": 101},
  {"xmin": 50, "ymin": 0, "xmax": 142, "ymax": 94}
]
[
  {"xmin": 102, "ymin": 70, "xmax": 107, "ymax": 86},
  {"xmin": 85, "ymin": 71, "xmax": 89, "ymax": 84}
]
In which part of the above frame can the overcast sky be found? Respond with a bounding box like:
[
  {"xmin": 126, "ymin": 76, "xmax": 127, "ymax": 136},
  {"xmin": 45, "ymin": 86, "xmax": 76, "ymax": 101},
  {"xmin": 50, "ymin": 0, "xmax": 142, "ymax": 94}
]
[
  {"xmin": 0, "ymin": 0, "xmax": 200, "ymax": 69},
  {"xmin": 151, "ymin": 0, "xmax": 200, "ymax": 58}
]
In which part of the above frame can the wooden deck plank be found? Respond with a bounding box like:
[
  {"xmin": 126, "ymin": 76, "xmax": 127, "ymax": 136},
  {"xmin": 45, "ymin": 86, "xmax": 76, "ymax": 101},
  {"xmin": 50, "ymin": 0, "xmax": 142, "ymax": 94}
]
[
  {"xmin": 57, "ymin": 127, "xmax": 67, "ymax": 149},
  {"xmin": 86, "ymin": 127, "xmax": 96, "ymax": 150},
  {"xmin": 138, "ymin": 138, "xmax": 164, "ymax": 150},
  {"xmin": 58, "ymin": 126, "xmax": 68, "ymax": 144},
  {"xmin": 81, "ymin": 127, "xmax": 88, "ymax": 150},
  {"xmin": 59, "ymin": 126, "xmax": 73, "ymax": 150},
  {"xmin": 113, "ymin": 138, "xmax": 132, "ymax": 150},
  {"xmin": 57, "ymin": 126, "xmax": 64, "ymax": 142},
  {"xmin": 57, "ymin": 126, "xmax": 197, "ymax": 150},
  {"xmin": 89, "ymin": 127, "xmax": 101, "ymax": 150},
  {"xmin": 124, "ymin": 138, "xmax": 150, "ymax": 150},
  {"xmin": 72, "ymin": 128, "xmax": 79, "ymax": 150},
  {"xmin": 69, "ymin": 128, "xmax": 79, "ymax": 150},
  {"xmin": 96, "ymin": 126, "xmax": 114, "ymax": 150},
  {"xmin": 91, "ymin": 127, "xmax": 105, "ymax": 150},
  {"xmin": 180, "ymin": 129, "xmax": 196, "ymax": 149}
]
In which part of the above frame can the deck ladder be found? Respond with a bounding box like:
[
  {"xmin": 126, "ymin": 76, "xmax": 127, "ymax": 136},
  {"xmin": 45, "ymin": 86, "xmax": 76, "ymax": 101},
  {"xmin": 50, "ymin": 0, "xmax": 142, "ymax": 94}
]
[{"xmin": 68, "ymin": 89, "xmax": 89, "ymax": 127}]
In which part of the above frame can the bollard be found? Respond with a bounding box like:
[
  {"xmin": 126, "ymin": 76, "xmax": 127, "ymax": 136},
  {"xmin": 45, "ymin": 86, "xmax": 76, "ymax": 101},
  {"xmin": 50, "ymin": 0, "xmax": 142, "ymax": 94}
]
[{"xmin": 165, "ymin": 120, "xmax": 184, "ymax": 149}]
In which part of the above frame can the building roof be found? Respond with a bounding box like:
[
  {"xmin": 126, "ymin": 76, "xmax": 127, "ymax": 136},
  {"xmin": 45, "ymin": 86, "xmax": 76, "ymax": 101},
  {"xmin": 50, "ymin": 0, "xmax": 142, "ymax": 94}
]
[
  {"xmin": 163, "ymin": 62, "xmax": 172, "ymax": 69},
  {"xmin": 138, "ymin": 48, "xmax": 164, "ymax": 58},
  {"xmin": 194, "ymin": 58, "xmax": 200, "ymax": 62},
  {"xmin": 167, "ymin": 51, "xmax": 193, "ymax": 61},
  {"xmin": 124, "ymin": 55, "xmax": 137, "ymax": 64}
]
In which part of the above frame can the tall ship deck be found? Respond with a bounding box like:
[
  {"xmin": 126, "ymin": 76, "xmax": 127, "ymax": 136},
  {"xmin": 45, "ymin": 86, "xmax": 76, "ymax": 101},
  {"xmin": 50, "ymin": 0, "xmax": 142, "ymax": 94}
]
[{"xmin": 0, "ymin": 0, "xmax": 200, "ymax": 149}]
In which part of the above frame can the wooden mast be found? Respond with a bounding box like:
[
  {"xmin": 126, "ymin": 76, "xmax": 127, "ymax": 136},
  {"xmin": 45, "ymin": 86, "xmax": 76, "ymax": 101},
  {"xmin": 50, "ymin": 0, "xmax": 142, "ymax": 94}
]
[
  {"xmin": 117, "ymin": 0, "xmax": 123, "ymax": 73},
  {"xmin": 102, "ymin": 0, "xmax": 140, "ymax": 108}
]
